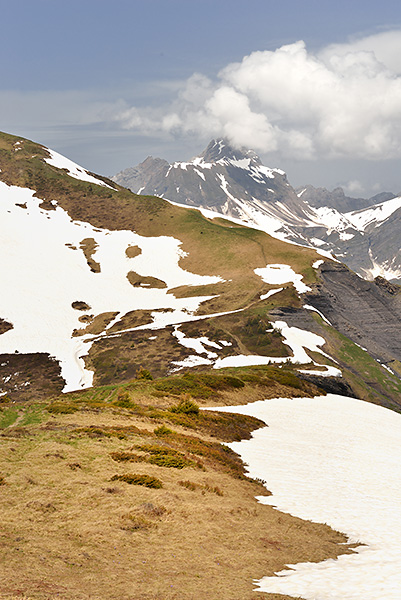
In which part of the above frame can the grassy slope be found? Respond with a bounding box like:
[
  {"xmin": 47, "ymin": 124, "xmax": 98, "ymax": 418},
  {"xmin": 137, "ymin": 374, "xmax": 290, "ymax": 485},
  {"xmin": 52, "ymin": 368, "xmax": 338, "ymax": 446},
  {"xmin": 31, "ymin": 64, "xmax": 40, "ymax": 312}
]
[
  {"xmin": 0, "ymin": 131, "xmax": 318, "ymax": 317},
  {"xmin": 0, "ymin": 367, "xmax": 353, "ymax": 600}
]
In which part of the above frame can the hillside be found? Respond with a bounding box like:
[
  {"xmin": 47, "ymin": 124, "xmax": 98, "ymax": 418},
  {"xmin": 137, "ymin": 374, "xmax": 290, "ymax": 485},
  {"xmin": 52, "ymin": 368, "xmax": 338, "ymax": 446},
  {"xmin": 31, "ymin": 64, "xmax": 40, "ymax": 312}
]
[
  {"xmin": 1, "ymin": 130, "xmax": 401, "ymax": 599},
  {"xmin": 0, "ymin": 371, "xmax": 354, "ymax": 600},
  {"xmin": 1, "ymin": 131, "xmax": 401, "ymax": 411}
]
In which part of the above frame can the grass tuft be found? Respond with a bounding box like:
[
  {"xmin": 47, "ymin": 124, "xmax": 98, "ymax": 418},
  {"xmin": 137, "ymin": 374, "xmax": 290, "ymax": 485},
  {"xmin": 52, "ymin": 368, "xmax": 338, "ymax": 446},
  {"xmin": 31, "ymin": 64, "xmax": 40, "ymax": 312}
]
[
  {"xmin": 178, "ymin": 479, "xmax": 224, "ymax": 496},
  {"xmin": 111, "ymin": 473, "xmax": 163, "ymax": 488},
  {"xmin": 134, "ymin": 444, "xmax": 201, "ymax": 469},
  {"xmin": 110, "ymin": 451, "xmax": 144, "ymax": 463}
]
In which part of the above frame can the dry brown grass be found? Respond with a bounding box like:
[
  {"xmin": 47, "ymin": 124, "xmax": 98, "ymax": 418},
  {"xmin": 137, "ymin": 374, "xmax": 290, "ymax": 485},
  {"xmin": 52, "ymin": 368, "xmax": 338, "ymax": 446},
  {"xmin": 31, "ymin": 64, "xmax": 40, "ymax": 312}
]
[
  {"xmin": 0, "ymin": 398, "xmax": 352, "ymax": 600},
  {"xmin": 127, "ymin": 271, "xmax": 167, "ymax": 289},
  {"xmin": 72, "ymin": 312, "xmax": 119, "ymax": 337},
  {"xmin": 79, "ymin": 238, "xmax": 100, "ymax": 273}
]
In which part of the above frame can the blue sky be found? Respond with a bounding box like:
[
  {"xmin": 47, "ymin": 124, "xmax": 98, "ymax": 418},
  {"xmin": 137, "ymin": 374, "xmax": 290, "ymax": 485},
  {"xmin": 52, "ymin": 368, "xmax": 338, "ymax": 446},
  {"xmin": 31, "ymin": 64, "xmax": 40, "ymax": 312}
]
[{"xmin": 2, "ymin": 0, "xmax": 401, "ymax": 195}]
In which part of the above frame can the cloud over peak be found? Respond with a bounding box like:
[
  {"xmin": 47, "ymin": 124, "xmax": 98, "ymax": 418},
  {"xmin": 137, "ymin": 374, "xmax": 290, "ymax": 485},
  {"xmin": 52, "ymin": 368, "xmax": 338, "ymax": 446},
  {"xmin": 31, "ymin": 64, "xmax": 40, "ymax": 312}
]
[{"xmin": 115, "ymin": 31, "xmax": 401, "ymax": 161}]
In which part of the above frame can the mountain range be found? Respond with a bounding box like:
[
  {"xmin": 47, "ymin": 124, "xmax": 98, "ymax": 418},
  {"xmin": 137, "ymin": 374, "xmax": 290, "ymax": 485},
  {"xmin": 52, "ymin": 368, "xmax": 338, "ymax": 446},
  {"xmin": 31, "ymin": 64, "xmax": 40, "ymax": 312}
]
[
  {"xmin": 113, "ymin": 139, "xmax": 401, "ymax": 284},
  {"xmin": 0, "ymin": 131, "xmax": 400, "ymax": 411}
]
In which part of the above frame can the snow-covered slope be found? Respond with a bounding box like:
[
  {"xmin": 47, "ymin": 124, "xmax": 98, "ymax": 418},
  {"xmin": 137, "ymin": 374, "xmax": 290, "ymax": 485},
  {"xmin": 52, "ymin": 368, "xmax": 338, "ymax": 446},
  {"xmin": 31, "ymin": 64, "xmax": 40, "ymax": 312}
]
[
  {"xmin": 44, "ymin": 149, "xmax": 116, "ymax": 189},
  {"xmin": 345, "ymin": 196, "xmax": 401, "ymax": 231},
  {"xmin": 0, "ymin": 179, "xmax": 222, "ymax": 391},
  {"xmin": 113, "ymin": 139, "xmax": 401, "ymax": 283},
  {"xmin": 213, "ymin": 394, "xmax": 401, "ymax": 600},
  {"xmin": 0, "ymin": 175, "xmax": 340, "ymax": 392}
]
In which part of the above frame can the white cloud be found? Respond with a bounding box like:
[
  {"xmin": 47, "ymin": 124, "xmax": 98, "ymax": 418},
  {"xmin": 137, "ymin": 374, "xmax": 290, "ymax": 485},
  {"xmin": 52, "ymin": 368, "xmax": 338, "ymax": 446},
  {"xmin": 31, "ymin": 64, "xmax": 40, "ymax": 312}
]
[
  {"xmin": 205, "ymin": 86, "xmax": 278, "ymax": 151},
  {"xmin": 114, "ymin": 30, "xmax": 401, "ymax": 161},
  {"xmin": 320, "ymin": 30, "xmax": 401, "ymax": 75},
  {"xmin": 342, "ymin": 179, "xmax": 366, "ymax": 196}
]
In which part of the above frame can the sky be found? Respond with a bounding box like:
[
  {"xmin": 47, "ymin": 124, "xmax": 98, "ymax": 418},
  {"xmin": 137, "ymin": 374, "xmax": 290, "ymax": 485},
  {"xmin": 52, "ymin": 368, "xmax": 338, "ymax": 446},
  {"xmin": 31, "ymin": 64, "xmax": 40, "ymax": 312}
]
[{"xmin": 2, "ymin": 0, "xmax": 401, "ymax": 196}]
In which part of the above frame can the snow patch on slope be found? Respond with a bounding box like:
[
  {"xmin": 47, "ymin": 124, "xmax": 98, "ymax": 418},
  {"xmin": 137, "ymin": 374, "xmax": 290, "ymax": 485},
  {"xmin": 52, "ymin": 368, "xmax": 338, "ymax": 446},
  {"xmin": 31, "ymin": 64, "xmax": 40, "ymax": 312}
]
[
  {"xmin": 260, "ymin": 287, "xmax": 283, "ymax": 301},
  {"xmin": 345, "ymin": 195, "xmax": 401, "ymax": 231},
  {"xmin": 214, "ymin": 319, "xmax": 340, "ymax": 377},
  {"xmin": 213, "ymin": 395, "xmax": 401, "ymax": 600},
  {"xmin": 362, "ymin": 249, "xmax": 401, "ymax": 281},
  {"xmin": 44, "ymin": 149, "xmax": 115, "ymax": 189},
  {"xmin": 0, "ymin": 181, "xmax": 222, "ymax": 392},
  {"xmin": 172, "ymin": 326, "xmax": 219, "ymax": 359},
  {"xmin": 254, "ymin": 264, "xmax": 311, "ymax": 294}
]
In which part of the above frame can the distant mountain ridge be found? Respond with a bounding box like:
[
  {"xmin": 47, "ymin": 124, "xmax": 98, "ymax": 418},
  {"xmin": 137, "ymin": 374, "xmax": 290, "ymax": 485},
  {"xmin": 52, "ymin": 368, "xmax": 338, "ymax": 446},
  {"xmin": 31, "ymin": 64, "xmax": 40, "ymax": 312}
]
[
  {"xmin": 113, "ymin": 139, "xmax": 401, "ymax": 284},
  {"xmin": 295, "ymin": 185, "xmax": 395, "ymax": 213}
]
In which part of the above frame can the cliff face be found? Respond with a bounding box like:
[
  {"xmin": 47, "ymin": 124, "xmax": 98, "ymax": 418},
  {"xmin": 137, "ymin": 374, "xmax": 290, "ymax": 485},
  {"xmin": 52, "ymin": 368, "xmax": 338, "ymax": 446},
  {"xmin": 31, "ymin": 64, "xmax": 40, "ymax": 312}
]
[{"xmin": 305, "ymin": 262, "xmax": 401, "ymax": 365}]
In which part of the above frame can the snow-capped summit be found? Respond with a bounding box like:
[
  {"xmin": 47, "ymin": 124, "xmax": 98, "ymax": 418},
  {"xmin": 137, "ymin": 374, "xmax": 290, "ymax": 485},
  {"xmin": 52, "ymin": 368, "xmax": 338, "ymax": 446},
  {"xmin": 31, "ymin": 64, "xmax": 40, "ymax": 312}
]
[
  {"xmin": 198, "ymin": 138, "xmax": 261, "ymax": 165},
  {"xmin": 113, "ymin": 140, "xmax": 401, "ymax": 284},
  {"xmin": 112, "ymin": 138, "xmax": 310, "ymax": 230}
]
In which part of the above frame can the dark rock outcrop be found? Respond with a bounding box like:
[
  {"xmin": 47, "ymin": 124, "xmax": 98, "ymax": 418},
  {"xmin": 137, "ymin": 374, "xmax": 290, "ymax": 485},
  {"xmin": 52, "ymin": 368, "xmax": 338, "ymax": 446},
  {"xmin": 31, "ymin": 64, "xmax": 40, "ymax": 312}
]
[{"xmin": 305, "ymin": 262, "xmax": 401, "ymax": 364}]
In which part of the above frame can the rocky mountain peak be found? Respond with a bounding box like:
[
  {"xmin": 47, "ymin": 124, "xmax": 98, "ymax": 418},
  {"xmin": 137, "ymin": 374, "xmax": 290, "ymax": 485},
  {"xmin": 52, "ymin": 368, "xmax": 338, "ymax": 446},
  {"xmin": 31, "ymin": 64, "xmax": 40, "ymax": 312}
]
[{"xmin": 200, "ymin": 138, "xmax": 261, "ymax": 164}]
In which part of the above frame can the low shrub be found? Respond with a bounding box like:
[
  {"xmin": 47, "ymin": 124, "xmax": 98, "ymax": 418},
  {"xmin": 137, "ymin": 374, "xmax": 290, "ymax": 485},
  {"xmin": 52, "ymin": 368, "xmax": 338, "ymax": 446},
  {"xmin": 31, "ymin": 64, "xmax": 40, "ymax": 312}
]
[
  {"xmin": 76, "ymin": 425, "xmax": 144, "ymax": 439},
  {"xmin": 0, "ymin": 475, "xmax": 6, "ymax": 486},
  {"xmin": 203, "ymin": 483, "xmax": 224, "ymax": 496},
  {"xmin": 114, "ymin": 389, "xmax": 134, "ymax": 408},
  {"xmin": 148, "ymin": 453, "xmax": 195, "ymax": 469},
  {"xmin": 135, "ymin": 444, "xmax": 201, "ymax": 469},
  {"xmin": 154, "ymin": 425, "xmax": 174, "ymax": 436},
  {"xmin": 77, "ymin": 426, "xmax": 114, "ymax": 438},
  {"xmin": 184, "ymin": 372, "xmax": 244, "ymax": 391},
  {"xmin": 136, "ymin": 366, "xmax": 153, "ymax": 381},
  {"xmin": 110, "ymin": 451, "xmax": 143, "ymax": 463},
  {"xmin": 154, "ymin": 372, "xmax": 245, "ymax": 400},
  {"xmin": 178, "ymin": 479, "xmax": 198, "ymax": 491},
  {"xmin": 111, "ymin": 473, "xmax": 162, "ymax": 488},
  {"xmin": 170, "ymin": 397, "xmax": 199, "ymax": 415},
  {"xmin": 265, "ymin": 367, "xmax": 302, "ymax": 390}
]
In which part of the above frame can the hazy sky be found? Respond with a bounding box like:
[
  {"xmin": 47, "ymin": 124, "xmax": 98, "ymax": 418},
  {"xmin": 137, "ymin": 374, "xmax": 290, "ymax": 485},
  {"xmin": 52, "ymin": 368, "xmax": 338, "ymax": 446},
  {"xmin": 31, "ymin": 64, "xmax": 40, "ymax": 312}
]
[{"xmin": 2, "ymin": 0, "xmax": 401, "ymax": 196}]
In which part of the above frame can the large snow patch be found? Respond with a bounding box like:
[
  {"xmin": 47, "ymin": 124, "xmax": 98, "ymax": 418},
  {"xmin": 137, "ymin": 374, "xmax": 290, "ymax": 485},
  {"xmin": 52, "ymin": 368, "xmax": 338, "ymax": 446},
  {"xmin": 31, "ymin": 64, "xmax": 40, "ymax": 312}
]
[
  {"xmin": 0, "ymin": 181, "xmax": 222, "ymax": 391},
  {"xmin": 213, "ymin": 395, "xmax": 401, "ymax": 600}
]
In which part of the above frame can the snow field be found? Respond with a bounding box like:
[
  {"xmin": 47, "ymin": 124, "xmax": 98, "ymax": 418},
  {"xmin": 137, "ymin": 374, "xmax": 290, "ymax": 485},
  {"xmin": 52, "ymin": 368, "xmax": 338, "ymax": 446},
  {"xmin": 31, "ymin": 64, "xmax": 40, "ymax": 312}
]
[
  {"xmin": 211, "ymin": 395, "xmax": 401, "ymax": 600},
  {"xmin": 254, "ymin": 263, "xmax": 311, "ymax": 293},
  {"xmin": 0, "ymin": 181, "xmax": 222, "ymax": 391}
]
